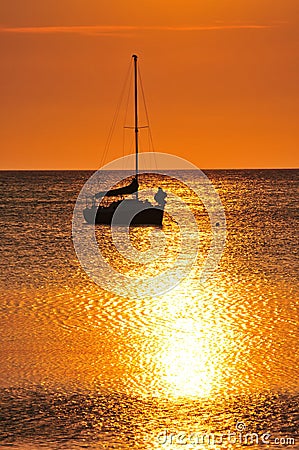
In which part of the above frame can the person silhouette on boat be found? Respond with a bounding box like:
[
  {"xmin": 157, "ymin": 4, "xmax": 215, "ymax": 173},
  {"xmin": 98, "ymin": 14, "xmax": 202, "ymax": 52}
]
[{"xmin": 154, "ymin": 187, "xmax": 167, "ymax": 207}]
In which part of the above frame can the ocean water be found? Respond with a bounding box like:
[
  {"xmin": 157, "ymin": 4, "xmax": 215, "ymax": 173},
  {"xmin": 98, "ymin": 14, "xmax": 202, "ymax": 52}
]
[{"xmin": 0, "ymin": 169, "xmax": 298, "ymax": 449}]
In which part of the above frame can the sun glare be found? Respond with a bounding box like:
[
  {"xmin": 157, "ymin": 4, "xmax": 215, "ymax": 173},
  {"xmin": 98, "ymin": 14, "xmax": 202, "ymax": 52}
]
[
  {"xmin": 158, "ymin": 317, "xmax": 215, "ymax": 398},
  {"xmin": 144, "ymin": 286, "xmax": 230, "ymax": 399}
]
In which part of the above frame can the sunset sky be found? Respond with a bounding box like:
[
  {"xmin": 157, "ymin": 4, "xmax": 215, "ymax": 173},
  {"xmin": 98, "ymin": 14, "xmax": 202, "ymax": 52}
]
[{"xmin": 1, "ymin": 0, "xmax": 298, "ymax": 169}]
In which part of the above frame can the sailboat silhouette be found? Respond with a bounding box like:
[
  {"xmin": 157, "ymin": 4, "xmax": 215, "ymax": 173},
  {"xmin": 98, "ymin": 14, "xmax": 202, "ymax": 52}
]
[{"xmin": 83, "ymin": 55, "xmax": 166, "ymax": 226}]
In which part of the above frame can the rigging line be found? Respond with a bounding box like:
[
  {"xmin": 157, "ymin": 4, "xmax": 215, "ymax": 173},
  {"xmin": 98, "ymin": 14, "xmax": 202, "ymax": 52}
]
[
  {"xmin": 100, "ymin": 63, "xmax": 130, "ymax": 169},
  {"xmin": 99, "ymin": 60, "xmax": 132, "ymax": 169},
  {"xmin": 124, "ymin": 126, "xmax": 148, "ymax": 129},
  {"xmin": 138, "ymin": 66, "xmax": 158, "ymax": 172},
  {"xmin": 121, "ymin": 134, "xmax": 135, "ymax": 173},
  {"xmin": 123, "ymin": 134, "xmax": 135, "ymax": 172},
  {"xmin": 122, "ymin": 67, "xmax": 133, "ymax": 164}
]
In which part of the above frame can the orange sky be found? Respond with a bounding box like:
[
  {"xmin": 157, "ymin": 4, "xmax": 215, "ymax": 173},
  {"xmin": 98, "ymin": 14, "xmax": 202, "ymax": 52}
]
[{"xmin": 0, "ymin": 0, "xmax": 298, "ymax": 169}]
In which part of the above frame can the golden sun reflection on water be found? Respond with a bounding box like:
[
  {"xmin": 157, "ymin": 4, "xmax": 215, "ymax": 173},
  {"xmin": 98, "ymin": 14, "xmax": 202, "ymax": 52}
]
[
  {"xmin": 157, "ymin": 316, "xmax": 216, "ymax": 398},
  {"xmin": 118, "ymin": 278, "xmax": 235, "ymax": 400},
  {"xmin": 1, "ymin": 170, "xmax": 299, "ymax": 449},
  {"xmin": 2, "ymin": 267, "xmax": 298, "ymax": 402}
]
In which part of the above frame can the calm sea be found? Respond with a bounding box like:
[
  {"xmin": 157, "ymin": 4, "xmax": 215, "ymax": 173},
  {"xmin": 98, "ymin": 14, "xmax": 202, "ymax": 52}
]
[{"xmin": 0, "ymin": 170, "xmax": 298, "ymax": 449}]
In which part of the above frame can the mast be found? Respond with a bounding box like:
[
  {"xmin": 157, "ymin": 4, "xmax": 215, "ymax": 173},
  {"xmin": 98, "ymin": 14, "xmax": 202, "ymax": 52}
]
[{"xmin": 132, "ymin": 54, "xmax": 139, "ymax": 200}]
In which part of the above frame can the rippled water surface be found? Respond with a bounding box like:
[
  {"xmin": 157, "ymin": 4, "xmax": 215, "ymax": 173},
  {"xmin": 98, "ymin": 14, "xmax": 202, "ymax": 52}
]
[{"xmin": 0, "ymin": 170, "xmax": 298, "ymax": 449}]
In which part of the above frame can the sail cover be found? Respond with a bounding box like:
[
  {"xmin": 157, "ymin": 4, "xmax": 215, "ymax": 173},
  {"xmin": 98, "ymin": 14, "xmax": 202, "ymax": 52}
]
[{"xmin": 95, "ymin": 177, "xmax": 139, "ymax": 199}]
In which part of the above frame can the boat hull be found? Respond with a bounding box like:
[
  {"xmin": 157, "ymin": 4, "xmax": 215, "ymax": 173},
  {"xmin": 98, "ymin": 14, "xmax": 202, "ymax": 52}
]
[{"xmin": 83, "ymin": 200, "xmax": 164, "ymax": 226}]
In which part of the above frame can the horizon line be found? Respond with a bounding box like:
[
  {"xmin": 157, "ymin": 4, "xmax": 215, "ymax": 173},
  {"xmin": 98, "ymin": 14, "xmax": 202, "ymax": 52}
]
[{"xmin": 0, "ymin": 167, "xmax": 297, "ymax": 171}]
